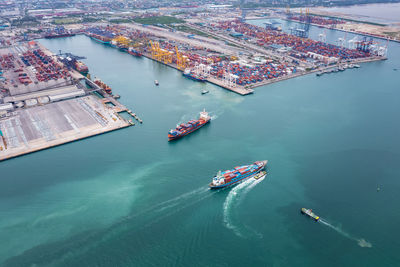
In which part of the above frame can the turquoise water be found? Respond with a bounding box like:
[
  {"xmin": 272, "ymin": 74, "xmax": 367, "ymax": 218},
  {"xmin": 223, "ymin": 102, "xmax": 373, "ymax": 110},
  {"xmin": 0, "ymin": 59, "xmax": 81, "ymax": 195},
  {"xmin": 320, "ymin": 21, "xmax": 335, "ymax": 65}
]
[{"xmin": 0, "ymin": 30, "xmax": 400, "ymax": 266}]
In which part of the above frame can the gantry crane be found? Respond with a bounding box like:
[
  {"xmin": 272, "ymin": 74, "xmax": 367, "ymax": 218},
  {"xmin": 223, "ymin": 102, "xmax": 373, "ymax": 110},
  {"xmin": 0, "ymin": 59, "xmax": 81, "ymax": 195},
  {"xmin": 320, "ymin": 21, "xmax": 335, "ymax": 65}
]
[
  {"xmin": 175, "ymin": 46, "xmax": 188, "ymax": 70},
  {"xmin": 149, "ymin": 41, "xmax": 173, "ymax": 64}
]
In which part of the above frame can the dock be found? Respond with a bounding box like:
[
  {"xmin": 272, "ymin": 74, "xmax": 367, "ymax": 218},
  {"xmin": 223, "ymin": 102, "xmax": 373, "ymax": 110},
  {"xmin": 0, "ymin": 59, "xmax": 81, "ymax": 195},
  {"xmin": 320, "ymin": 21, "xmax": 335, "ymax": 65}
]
[
  {"xmin": 0, "ymin": 42, "xmax": 141, "ymax": 161},
  {"xmin": 0, "ymin": 95, "xmax": 132, "ymax": 161},
  {"xmin": 140, "ymin": 52, "xmax": 254, "ymax": 95},
  {"xmin": 84, "ymin": 77, "xmax": 142, "ymax": 124}
]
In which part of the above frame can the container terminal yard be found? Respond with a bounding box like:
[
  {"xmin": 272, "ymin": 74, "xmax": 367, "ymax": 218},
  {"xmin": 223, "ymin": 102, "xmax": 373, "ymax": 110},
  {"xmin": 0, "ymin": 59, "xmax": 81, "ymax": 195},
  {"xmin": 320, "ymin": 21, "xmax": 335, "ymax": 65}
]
[{"xmin": 0, "ymin": 41, "xmax": 138, "ymax": 161}]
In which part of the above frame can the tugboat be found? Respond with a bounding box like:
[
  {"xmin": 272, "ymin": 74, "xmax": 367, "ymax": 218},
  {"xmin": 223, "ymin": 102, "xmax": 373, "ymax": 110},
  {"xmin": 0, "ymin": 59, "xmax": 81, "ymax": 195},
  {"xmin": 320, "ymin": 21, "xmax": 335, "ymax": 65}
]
[
  {"xmin": 209, "ymin": 161, "xmax": 268, "ymax": 189},
  {"xmin": 154, "ymin": 80, "xmax": 159, "ymax": 86},
  {"xmin": 253, "ymin": 170, "xmax": 266, "ymax": 180},
  {"xmin": 301, "ymin": 208, "xmax": 320, "ymax": 221}
]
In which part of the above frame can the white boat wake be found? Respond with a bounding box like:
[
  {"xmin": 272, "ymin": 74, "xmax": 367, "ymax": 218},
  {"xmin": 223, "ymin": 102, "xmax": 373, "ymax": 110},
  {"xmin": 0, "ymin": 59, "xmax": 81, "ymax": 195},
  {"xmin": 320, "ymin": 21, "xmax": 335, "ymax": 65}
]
[
  {"xmin": 223, "ymin": 175, "xmax": 265, "ymax": 238},
  {"xmin": 154, "ymin": 187, "xmax": 209, "ymax": 212},
  {"xmin": 319, "ymin": 219, "xmax": 372, "ymax": 248}
]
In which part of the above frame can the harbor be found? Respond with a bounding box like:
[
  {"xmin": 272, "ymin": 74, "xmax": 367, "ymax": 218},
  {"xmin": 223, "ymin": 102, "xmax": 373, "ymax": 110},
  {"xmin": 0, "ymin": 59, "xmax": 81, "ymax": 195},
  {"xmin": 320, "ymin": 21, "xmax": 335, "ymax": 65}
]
[
  {"xmin": 0, "ymin": 14, "xmax": 399, "ymax": 266},
  {"xmin": 1, "ymin": 1, "xmax": 400, "ymax": 266},
  {"xmin": 0, "ymin": 42, "xmax": 139, "ymax": 161},
  {"xmin": 75, "ymin": 19, "xmax": 387, "ymax": 95}
]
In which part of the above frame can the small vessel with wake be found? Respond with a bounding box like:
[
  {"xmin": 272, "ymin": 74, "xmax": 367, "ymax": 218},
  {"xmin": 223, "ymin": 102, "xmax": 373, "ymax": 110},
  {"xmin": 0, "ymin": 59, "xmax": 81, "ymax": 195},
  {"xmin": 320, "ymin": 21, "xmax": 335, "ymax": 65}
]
[
  {"xmin": 209, "ymin": 160, "xmax": 267, "ymax": 189},
  {"xmin": 253, "ymin": 170, "xmax": 266, "ymax": 180},
  {"xmin": 301, "ymin": 208, "xmax": 320, "ymax": 221},
  {"xmin": 168, "ymin": 109, "xmax": 210, "ymax": 141}
]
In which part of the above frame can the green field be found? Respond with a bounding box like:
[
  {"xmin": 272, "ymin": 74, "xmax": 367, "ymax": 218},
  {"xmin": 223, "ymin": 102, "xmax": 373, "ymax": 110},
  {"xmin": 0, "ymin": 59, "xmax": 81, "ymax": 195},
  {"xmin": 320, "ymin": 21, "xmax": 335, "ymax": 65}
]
[
  {"xmin": 54, "ymin": 18, "xmax": 81, "ymax": 25},
  {"xmin": 133, "ymin": 16, "xmax": 184, "ymax": 25}
]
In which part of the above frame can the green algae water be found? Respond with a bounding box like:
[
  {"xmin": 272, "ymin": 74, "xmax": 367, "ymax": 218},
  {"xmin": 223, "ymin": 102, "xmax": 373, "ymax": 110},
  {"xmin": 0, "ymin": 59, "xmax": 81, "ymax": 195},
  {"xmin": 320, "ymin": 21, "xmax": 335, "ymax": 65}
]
[{"xmin": 1, "ymin": 27, "xmax": 400, "ymax": 266}]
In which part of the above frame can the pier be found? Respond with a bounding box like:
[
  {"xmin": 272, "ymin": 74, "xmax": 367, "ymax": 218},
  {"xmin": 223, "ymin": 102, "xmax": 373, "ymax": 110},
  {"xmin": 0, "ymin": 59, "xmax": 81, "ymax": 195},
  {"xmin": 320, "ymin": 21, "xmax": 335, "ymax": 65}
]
[{"xmin": 0, "ymin": 43, "xmax": 140, "ymax": 161}]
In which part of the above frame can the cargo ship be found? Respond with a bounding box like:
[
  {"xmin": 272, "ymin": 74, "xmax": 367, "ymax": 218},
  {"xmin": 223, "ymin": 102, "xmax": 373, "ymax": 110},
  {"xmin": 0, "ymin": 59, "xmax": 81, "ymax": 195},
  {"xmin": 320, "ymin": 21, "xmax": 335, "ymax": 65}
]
[
  {"xmin": 301, "ymin": 208, "xmax": 320, "ymax": 221},
  {"xmin": 209, "ymin": 160, "xmax": 267, "ymax": 189},
  {"xmin": 45, "ymin": 33, "xmax": 76, "ymax": 39},
  {"xmin": 168, "ymin": 109, "xmax": 210, "ymax": 141},
  {"xmin": 183, "ymin": 69, "xmax": 207, "ymax": 82},
  {"xmin": 94, "ymin": 78, "xmax": 112, "ymax": 95},
  {"xmin": 74, "ymin": 61, "xmax": 88, "ymax": 75},
  {"xmin": 88, "ymin": 34, "xmax": 111, "ymax": 45},
  {"xmin": 118, "ymin": 45, "xmax": 128, "ymax": 53},
  {"xmin": 128, "ymin": 47, "xmax": 143, "ymax": 57}
]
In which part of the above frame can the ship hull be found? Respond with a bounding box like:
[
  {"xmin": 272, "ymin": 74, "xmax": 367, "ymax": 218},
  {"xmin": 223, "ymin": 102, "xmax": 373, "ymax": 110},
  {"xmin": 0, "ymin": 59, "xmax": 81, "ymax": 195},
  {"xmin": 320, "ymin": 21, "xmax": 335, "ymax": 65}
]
[
  {"xmin": 90, "ymin": 36, "xmax": 110, "ymax": 45},
  {"xmin": 209, "ymin": 169, "xmax": 263, "ymax": 189},
  {"xmin": 45, "ymin": 34, "xmax": 75, "ymax": 39},
  {"xmin": 168, "ymin": 119, "xmax": 210, "ymax": 141},
  {"xmin": 128, "ymin": 51, "xmax": 143, "ymax": 57},
  {"xmin": 183, "ymin": 73, "xmax": 206, "ymax": 82},
  {"xmin": 209, "ymin": 161, "xmax": 267, "ymax": 189}
]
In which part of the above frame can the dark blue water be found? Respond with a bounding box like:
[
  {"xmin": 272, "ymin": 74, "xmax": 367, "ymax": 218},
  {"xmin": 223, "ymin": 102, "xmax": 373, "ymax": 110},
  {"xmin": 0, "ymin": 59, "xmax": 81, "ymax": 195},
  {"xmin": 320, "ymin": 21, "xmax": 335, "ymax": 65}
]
[{"xmin": 0, "ymin": 29, "xmax": 400, "ymax": 266}]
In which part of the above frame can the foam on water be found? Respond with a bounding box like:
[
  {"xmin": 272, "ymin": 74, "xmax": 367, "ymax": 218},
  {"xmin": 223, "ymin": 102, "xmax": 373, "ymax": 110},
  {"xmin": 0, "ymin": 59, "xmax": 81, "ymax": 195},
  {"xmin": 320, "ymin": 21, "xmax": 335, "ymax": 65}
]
[
  {"xmin": 319, "ymin": 219, "xmax": 372, "ymax": 248},
  {"xmin": 223, "ymin": 175, "xmax": 265, "ymax": 238}
]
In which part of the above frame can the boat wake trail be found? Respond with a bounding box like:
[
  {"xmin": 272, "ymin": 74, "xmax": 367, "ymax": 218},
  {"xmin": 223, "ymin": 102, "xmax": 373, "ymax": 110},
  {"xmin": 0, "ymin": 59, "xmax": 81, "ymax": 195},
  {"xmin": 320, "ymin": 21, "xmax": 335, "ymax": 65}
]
[
  {"xmin": 319, "ymin": 219, "xmax": 372, "ymax": 248},
  {"xmin": 223, "ymin": 176, "xmax": 265, "ymax": 238},
  {"xmin": 154, "ymin": 187, "xmax": 209, "ymax": 212}
]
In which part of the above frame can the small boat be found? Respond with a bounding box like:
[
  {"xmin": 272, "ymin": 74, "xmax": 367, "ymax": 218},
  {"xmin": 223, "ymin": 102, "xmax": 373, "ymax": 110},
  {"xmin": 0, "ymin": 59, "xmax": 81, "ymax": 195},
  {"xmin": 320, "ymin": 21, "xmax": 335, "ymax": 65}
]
[
  {"xmin": 301, "ymin": 208, "xmax": 320, "ymax": 221},
  {"xmin": 353, "ymin": 64, "xmax": 360, "ymax": 68},
  {"xmin": 155, "ymin": 80, "xmax": 159, "ymax": 86},
  {"xmin": 316, "ymin": 72, "xmax": 323, "ymax": 76},
  {"xmin": 253, "ymin": 170, "xmax": 266, "ymax": 180},
  {"xmin": 201, "ymin": 90, "xmax": 209, "ymax": 95}
]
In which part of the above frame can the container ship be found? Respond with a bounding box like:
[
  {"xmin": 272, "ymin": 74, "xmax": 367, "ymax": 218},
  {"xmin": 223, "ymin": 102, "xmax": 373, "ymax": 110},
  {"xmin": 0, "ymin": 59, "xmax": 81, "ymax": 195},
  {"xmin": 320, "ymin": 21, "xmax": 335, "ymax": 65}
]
[
  {"xmin": 168, "ymin": 109, "xmax": 210, "ymax": 141},
  {"xmin": 45, "ymin": 33, "xmax": 76, "ymax": 39},
  {"xmin": 58, "ymin": 56, "xmax": 89, "ymax": 76},
  {"xmin": 183, "ymin": 69, "xmax": 207, "ymax": 82},
  {"xmin": 209, "ymin": 160, "xmax": 267, "ymax": 189},
  {"xmin": 74, "ymin": 61, "xmax": 88, "ymax": 75},
  {"xmin": 94, "ymin": 78, "xmax": 112, "ymax": 95},
  {"xmin": 88, "ymin": 34, "xmax": 111, "ymax": 45},
  {"xmin": 128, "ymin": 47, "xmax": 143, "ymax": 57}
]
